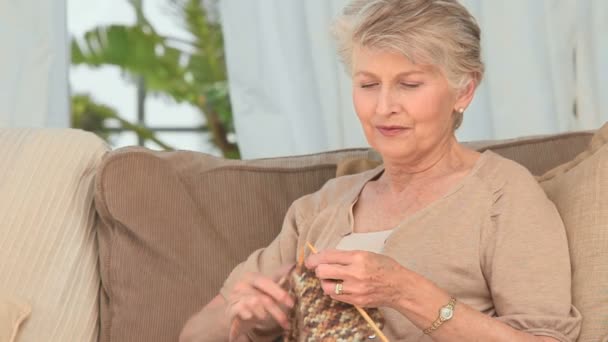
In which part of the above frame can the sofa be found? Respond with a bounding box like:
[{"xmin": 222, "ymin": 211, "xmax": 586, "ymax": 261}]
[{"xmin": 0, "ymin": 124, "xmax": 607, "ymax": 342}]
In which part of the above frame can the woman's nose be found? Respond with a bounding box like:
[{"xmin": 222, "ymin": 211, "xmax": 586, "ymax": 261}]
[{"xmin": 375, "ymin": 87, "xmax": 400, "ymax": 116}]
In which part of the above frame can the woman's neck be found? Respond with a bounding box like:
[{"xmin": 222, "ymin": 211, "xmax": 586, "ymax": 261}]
[{"xmin": 379, "ymin": 138, "xmax": 470, "ymax": 194}]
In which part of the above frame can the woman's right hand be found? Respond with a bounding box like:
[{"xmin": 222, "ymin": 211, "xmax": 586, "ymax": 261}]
[{"xmin": 226, "ymin": 265, "xmax": 295, "ymax": 341}]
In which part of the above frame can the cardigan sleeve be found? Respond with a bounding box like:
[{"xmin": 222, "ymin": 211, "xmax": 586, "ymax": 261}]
[{"xmin": 480, "ymin": 162, "xmax": 582, "ymax": 342}]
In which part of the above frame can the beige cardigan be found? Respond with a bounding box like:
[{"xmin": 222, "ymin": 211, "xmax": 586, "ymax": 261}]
[{"xmin": 221, "ymin": 151, "xmax": 582, "ymax": 341}]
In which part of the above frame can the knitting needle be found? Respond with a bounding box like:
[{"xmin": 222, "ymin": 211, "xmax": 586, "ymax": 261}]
[{"xmin": 305, "ymin": 242, "xmax": 390, "ymax": 342}]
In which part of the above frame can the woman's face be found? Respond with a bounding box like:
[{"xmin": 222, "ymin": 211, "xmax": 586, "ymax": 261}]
[{"xmin": 352, "ymin": 45, "xmax": 472, "ymax": 163}]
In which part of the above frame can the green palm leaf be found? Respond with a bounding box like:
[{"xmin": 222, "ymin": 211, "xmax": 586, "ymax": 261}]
[{"xmin": 70, "ymin": 0, "xmax": 239, "ymax": 158}]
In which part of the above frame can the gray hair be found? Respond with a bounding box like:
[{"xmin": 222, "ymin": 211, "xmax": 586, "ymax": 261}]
[{"xmin": 333, "ymin": 0, "xmax": 485, "ymax": 93}]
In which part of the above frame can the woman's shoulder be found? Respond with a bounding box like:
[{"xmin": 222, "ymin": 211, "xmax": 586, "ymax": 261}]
[
  {"xmin": 319, "ymin": 165, "xmax": 383, "ymax": 202},
  {"xmin": 293, "ymin": 165, "xmax": 384, "ymax": 212},
  {"xmin": 473, "ymin": 150, "xmax": 548, "ymax": 203},
  {"xmin": 477, "ymin": 150, "xmax": 537, "ymax": 180}
]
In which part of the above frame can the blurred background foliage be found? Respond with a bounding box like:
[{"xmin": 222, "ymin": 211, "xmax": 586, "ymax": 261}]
[{"xmin": 70, "ymin": 0, "xmax": 240, "ymax": 158}]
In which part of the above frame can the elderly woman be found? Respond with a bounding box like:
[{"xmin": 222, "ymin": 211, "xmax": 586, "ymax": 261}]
[{"xmin": 181, "ymin": 0, "xmax": 581, "ymax": 341}]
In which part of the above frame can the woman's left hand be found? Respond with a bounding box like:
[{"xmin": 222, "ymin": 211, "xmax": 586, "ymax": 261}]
[{"xmin": 305, "ymin": 249, "xmax": 423, "ymax": 309}]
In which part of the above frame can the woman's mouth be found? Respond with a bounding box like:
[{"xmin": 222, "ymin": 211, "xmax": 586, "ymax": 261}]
[{"xmin": 376, "ymin": 125, "xmax": 410, "ymax": 137}]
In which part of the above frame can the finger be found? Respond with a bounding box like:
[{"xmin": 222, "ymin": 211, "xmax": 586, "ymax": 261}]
[
  {"xmin": 305, "ymin": 249, "xmax": 360, "ymax": 269},
  {"xmin": 320, "ymin": 279, "xmax": 345, "ymax": 296},
  {"xmin": 244, "ymin": 294, "xmax": 290, "ymax": 330},
  {"xmin": 251, "ymin": 275, "xmax": 295, "ymax": 308},
  {"xmin": 228, "ymin": 300, "xmax": 254, "ymax": 322},
  {"xmin": 314, "ymin": 263, "xmax": 351, "ymax": 281},
  {"xmin": 331, "ymin": 294, "xmax": 378, "ymax": 308},
  {"xmin": 320, "ymin": 279, "xmax": 364, "ymax": 297},
  {"xmin": 247, "ymin": 297, "xmax": 268, "ymax": 321},
  {"xmin": 260, "ymin": 295, "xmax": 291, "ymax": 330},
  {"xmin": 228, "ymin": 319, "xmax": 240, "ymax": 342},
  {"xmin": 236, "ymin": 308, "xmax": 254, "ymax": 321},
  {"xmin": 226, "ymin": 298, "xmax": 243, "ymax": 320},
  {"xmin": 328, "ymin": 293, "xmax": 368, "ymax": 307}
]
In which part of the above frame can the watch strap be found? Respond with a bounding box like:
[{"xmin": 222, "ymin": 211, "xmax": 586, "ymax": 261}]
[{"xmin": 423, "ymin": 297, "xmax": 457, "ymax": 335}]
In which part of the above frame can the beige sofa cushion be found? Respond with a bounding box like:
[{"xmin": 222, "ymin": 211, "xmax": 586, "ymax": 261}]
[
  {"xmin": 466, "ymin": 130, "xmax": 593, "ymax": 176},
  {"xmin": 539, "ymin": 123, "xmax": 608, "ymax": 342},
  {"xmin": 94, "ymin": 147, "xmax": 379, "ymax": 342},
  {"xmin": 0, "ymin": 295, "xmax": 30, "ymax": 342},
  {"xmin": 0, "ymin": 129, "xmax": 108, "ymax": 342}
]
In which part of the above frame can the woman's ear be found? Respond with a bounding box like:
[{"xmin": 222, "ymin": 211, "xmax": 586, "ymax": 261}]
[{"xmin": 454, "ymin": 76, "xmax": 477, "ymax": 111}]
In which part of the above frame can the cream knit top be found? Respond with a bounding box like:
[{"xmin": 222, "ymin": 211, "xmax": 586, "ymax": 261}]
[{"xmin": 335, "ymin": 229, "xmax": 394, "ymax": 253}]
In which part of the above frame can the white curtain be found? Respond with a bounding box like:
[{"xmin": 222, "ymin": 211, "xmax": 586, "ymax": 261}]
[
  {"xmin": 220, "ymin": 0, "xmax": 608, "ymax": 159},
  {"xmin": 576, "ymin": 0, "xmax": 608, "ymax": 129},
  {"xmin": 0, "ymin": 0, "xmax": 70, "ymax": 128},
  {"xmin": 220, "ymin": 0, "xmax": 355, "ymax": 159},
  {"xmin": 459, "ymin": 0, "xmax": 608, "ymax": 141}
]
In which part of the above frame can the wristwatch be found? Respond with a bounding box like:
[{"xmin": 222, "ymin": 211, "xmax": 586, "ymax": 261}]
[{"xmin": 423, "ymin": 297, "xmax": 456, "ymax": 335}]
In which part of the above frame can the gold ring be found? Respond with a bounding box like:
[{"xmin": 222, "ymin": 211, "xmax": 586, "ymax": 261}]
[{"xmin": 334, "ymin": 282, "xmax": 343, "ymax": 295}]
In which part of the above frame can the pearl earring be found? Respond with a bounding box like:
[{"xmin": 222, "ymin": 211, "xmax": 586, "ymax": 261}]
[{"xmin": 458, "ymin": 108, "xmax": 465, "ymax": 114}]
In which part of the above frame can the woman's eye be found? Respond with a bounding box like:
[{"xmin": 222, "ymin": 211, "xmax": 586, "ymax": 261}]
[
  {"xmin": 360, "ymin": 83, "xmax": 378, "ymax": 89},
  {"xmin": 401, "ymin": 83, "xmax": 421, "ymax": 88}
]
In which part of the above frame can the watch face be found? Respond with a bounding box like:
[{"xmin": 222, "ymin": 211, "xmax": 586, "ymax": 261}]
[{"xmin": 440, "ymin": 306, "xmax": 454, "ymax": 320}]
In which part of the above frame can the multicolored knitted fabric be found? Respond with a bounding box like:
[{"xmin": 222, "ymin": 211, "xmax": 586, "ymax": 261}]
[{"xmin": 282, "ymin": 263, "xmax": 385, "ymax": 342}]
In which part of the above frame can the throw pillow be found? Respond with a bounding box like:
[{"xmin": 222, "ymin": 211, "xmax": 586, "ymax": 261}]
[
  {"xmin": 0, "ymin": 129, "xmax": 108, "ymax": 342},
  {"xmin": 0, "ymin": 296, "xmax": 30, "ymax": 342},
  {"xmin": 538, "ymin": 122, "xmax": 608, "ymax": 342}
]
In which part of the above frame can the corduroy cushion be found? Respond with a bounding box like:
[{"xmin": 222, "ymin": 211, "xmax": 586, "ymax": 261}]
[
  {"xmin": 94, "ymin": 147, "xmax": 380, "ymax": 342},
  {"xmin": 466, "ymin": 131, "xmax": 593, "ymax": 176},
  {"xmin": 0, "ymin": 129, "xmax": 108, "ymax": 342},
  {"xmin": 0, "ymin": 295, "xmax": 30, "ymax": 342},
  {"xmin": 539, "ymin": 123, "xmax": 608, "ymax": 342}
]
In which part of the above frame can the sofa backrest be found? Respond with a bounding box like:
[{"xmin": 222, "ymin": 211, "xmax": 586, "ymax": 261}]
[
  {"xmin": 466, "ymin": 131, "xmax": 593, "ymax": 175},
  {"xmin": 94, "ymin": 130, "xmax": 594, "ymax": 342},
  {"xmin": 0, "ymin": 128, "xmax": 108, "ymax": 342},
  {"xmin": 93, "ymin": 147, "xmax": 380, "ymax": 342}
]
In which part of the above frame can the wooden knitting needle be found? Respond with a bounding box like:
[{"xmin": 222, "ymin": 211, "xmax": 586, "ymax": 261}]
[{"xmin": 305, "ymin": 242, "xmax": 390, "ymax": 342}]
